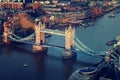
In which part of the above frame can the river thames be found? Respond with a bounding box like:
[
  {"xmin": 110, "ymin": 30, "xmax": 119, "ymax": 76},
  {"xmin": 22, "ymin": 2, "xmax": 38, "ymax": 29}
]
[{"xmin": 0, "ymin": 12, "xmax": 120, "ymax": 80}]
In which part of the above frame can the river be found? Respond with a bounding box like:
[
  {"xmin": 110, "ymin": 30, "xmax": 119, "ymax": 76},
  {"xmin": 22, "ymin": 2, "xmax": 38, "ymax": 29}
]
[{"xmin": 0, "ymin": 11, "xmax": 120, "ymax": 80}]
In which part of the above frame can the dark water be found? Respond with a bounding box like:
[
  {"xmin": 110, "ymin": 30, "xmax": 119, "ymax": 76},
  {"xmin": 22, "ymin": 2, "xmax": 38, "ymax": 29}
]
[{"xmin": 0, "ymin": 12, "xmax": 120, "ymax": 80}]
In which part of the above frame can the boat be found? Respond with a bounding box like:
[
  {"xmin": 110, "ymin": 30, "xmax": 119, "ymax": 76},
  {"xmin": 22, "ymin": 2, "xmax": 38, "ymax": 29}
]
[
  {"xmin": 108, "ymin": 13, "xmax": 115, "ymax": 18},
  {"xmin": 79, "ymin": 21, "xmax": 89, "ymax": 27},
  {"xmin": 106, "ymin": 40, "xmax": 118, "ymax": 46},
  {"xmin": 87, "ymin": 22, "xmax": 94, "ymax": 26},
  {"xmin": 24, "ymin": 64, "xmax": 29, "ymax": 67},
  {"xmin": 113, "ymin": 9, "xmax": 120, "ymax": 14}
]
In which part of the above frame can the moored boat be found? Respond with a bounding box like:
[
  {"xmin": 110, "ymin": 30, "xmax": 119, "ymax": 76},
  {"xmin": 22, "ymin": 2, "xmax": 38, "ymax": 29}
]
[
  {"xmin": 108, "ymin": 13, "xmax": 115, "ymax": 18},
  {"xmin": 106, "ymin": 40, "xmax": 118, "ymax": 46},
  {"xmin": 87, "ymin": 22, "xmax": 94, "ymax": 26}
]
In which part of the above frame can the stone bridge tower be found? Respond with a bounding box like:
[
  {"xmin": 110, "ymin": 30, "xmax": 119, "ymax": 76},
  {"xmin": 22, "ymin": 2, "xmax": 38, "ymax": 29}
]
[
  {"xmin": 62, "ymin": 25, "xmax": 76, "ymax": 59},
  {"xmin": 32, "ymin": 21, "xmax": 46, "ymax": 53},
  {"xmin": 65, "ymin": 25, "xmax": 75, "ymax": 50}
]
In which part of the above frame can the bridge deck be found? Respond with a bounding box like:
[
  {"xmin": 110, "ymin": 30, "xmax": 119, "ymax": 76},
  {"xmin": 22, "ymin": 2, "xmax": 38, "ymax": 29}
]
[{"xmin": 40, "ymin": 29, "xmax": 65, "ymax": 36}]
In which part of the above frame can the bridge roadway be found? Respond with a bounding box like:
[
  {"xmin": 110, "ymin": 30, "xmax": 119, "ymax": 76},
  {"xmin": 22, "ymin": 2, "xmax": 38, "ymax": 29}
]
[{"xmin": 40, "ymin": 29, "xmax": 65, "ymax": 36}]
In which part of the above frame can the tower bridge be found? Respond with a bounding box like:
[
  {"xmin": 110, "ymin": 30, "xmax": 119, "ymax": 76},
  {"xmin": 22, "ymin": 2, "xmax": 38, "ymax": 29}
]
[
  {"xmin": 2, "ymin": 21, "xmax": 120, "ymax": 60},
  {"xmin": 3, "ymin": 21, "xmax": 76, "ymax": 59}
]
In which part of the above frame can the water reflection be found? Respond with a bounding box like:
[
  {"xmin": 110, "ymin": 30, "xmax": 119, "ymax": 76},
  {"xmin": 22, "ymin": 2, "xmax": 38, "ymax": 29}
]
[
  {"xmin": 62, "ymin": 59, "xmax": 76, "ymax": 80},
  {"xmin": 1, "ymin": 45, "xmax": 15, "ymax": 57},
  {"xmin": 33, "ymin": 53, "xmax": 47, "ymax": 80}
]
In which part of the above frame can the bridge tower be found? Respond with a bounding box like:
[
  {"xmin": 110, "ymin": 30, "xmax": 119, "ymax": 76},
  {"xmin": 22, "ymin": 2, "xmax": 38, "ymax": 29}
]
[
  {"xmin": 62, "ymin": 25, "xmax": 76, "ymax": 59},
  {"xmin": 3, "ymin": 22, "xmax": 12, "ymax": 44},
  {"xmin": 65, "ymin": 25, "xmax": 75, "ymax": 50},
  {"xmin": 32, "ymin": 21, "xmax": 47, "ymax": 53}
]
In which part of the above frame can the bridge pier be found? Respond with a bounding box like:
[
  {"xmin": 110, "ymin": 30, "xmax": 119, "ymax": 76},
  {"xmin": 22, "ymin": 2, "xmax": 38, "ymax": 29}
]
[
  {"xmin": 33, "ymin": 44, "xmax": 47, "ymax": 53},
  {"xmin": 62, "ymin": 25, "xmax": 77, "ymax": 59},
  {"xmin": 62, "ymin": 49, "xmax": 77, "ymax": 59},
  {"xmin": 32, "ymin": 22, "xmax": 47, "ymax": 53}
]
